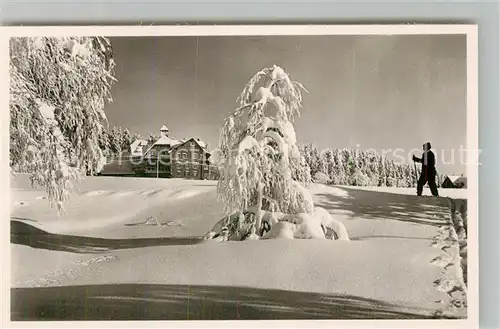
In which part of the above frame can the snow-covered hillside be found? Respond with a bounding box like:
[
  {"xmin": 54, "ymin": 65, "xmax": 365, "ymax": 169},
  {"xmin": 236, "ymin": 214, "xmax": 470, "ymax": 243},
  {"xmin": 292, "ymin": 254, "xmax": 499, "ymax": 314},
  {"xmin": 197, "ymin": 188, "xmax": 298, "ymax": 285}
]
[
  {"xmin": 10, "ymin": 176, "xmax": 468, "ymax": 320},
  {"xmin": 11, "ymin": 175, "xmax": 219, "ymax": 235}
]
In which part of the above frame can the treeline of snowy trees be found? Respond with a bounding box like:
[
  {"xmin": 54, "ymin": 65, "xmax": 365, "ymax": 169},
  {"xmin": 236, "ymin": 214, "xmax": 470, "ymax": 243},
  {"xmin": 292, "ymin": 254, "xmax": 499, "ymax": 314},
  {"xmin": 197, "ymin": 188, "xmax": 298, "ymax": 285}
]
[
  {"xmin": 98, "ymin": 126, "xmax": 140, "ymax": 157},
  {"xmin": 298, "ymin": 144, "xmax": 446, "ymax": 188},
  {"xmin": 12, "ymin": 123, "xmax": 139, "ymax": 173}
]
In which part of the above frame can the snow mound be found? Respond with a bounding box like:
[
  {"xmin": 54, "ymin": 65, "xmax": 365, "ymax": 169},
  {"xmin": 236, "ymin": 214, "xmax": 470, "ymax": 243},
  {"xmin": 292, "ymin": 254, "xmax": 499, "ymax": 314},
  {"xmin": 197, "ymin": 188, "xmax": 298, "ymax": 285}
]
[
  {"xmin": 83, "ymin": 190, "xmax": 110, "ymax": 197},
  {"xmin": 139, "ymin": 188, "xmax": 164, "ymax": 197},
  {"xmin": 108, "ymin": 190, "xmax": 137, "ymax": 198},
  {"xmin": 289, "ymin": 213, "xmax": 326, "ymax": 240},
  {"xmin": 260, "ymin": 213, "xmax": 325, "ymax": 240},
  {"xmin": 11, "ymin": 177, "xmax": 216, "ymax": 235},
  {"xmin": 314, "ymin": 206, "xmax": 350, "ymax": 241},
  {"xmin": 205, "ymin": 207, "xmax": 349, "ymax": 242},
  {"xmin": 169, "ymin": 189, "xmax": 204, "ymax": 199},
  {"xmin": 262, "ymin": 221, "xmax": 295, "ymax": 240}
]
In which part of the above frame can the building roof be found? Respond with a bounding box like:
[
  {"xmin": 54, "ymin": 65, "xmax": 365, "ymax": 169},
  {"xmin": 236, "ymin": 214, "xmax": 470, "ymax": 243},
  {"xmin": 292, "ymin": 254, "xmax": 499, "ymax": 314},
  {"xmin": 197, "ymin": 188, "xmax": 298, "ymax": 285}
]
[
  {"xmin": 155, "ymin": 135, "xmax": 181, "ymax": 146},
  {"xmin": 444, "ymin": 175, "xmax": 467, "ymax": 188},
  {"xmin": 129, "ymin": 127, "xmax": 209, "ymax": 157},
  {"xmin": 447, "ymin": 175, "xmax": 465, "ymax": 183},
  {"xmin": 131, "ymin": 139, "xmax": 148, "ymax": 147},
  {"xmin": 170, "ymin": 137, "xmax": 209, "ymax": 153},
  {"xmin": 141, "ymin": 135, "xmax": 182, "ymax": 156},
  {"xmin": 130, "ymin": 139, "xmax": 149, "ymax": 154},
  {"xmin": 197, "ymin": 139, "xmax": 207, "ymax": 148}
]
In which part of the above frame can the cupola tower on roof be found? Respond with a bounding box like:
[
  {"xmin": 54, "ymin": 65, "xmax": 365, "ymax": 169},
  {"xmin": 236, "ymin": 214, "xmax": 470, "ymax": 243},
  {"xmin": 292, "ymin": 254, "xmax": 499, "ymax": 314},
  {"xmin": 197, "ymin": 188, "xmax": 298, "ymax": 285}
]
[{"xmin": 160, "ymin": 124, "xmax": 169, "ymax": 137}]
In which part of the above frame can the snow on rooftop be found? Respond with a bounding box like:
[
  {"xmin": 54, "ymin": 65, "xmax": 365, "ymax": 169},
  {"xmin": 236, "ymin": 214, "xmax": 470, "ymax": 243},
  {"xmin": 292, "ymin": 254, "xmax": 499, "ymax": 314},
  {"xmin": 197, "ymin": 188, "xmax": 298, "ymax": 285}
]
[
  {"xmin": 447, "ymin": 175, "xmax": 464, "ymax": 183},
  {"xmin": 154, "ymin": 135, "xmax": 179, "ymax": 146},
  {"xmin": 130, "ymin": 139, "xmax": 149, "ymax": 153},
  {"xmin": 160, "ymin": 124, "xmax": 169, "ymax": 131}
]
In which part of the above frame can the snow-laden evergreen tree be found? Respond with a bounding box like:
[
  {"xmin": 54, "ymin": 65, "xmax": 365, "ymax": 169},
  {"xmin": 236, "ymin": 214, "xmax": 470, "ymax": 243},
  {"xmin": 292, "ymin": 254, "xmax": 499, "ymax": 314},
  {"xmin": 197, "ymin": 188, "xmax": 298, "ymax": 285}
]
[
  {"xmin": 436, "ymin": 173, "xmax": 445, "ymax": 188},
  {"xmin": 310, "ymin": 147, "xmax": 321, "ymax": 177},
  {"xmin": 323, "ymin": 149, "xmax": 335, "ymax": 181},
  {"xmin": 300, "ymin": 144, "xmax": 313, "ymax": 169},
  {"xmin": 108, "ymin": 127, "xmax": 120, "ymax": 155},
  {"xmin": 120, "ymin": 128, "xmax": 132, "ymax": 154},
  {"xmin": 335, "ymin": 149, "xmax": 348, "ymax": 185},
  {"xmin": 97, "ymin": 127, "xmax": 111, "ymax": 158},
  {"xmin": 386, "ymin": 161, "xmax": 397, "ymax": 187},
  {"xmin": 402, "ymin": 164, "xmax": 413, "ymax": 188},
  {"xmin": 318, "ymin": 150, "xmax": 329, "ymax": 178},
  {"xmin": 132, "ymin": 132, "xmax": 142, "ymax": 143},
  {"xmin": 367, "ymin": 152, "xmax": 379, "ymax": 186},
  {"xmin": 349, "ymin": 168, "xmax": 370, "ymax": 186},
  {"xmin": 207, "ymin": 65, "xmax": 349, "ymax": 241},
  {"xmin": 313, "ymin": 172, "xmax": 330, "ymax": 184},
  {"xmin": 10, "ymin": 37, "xmax": 115, "ymax": 211},
  {"xmin": 106, "ymin": 126, "xmax": 135, "ymax": 156}
]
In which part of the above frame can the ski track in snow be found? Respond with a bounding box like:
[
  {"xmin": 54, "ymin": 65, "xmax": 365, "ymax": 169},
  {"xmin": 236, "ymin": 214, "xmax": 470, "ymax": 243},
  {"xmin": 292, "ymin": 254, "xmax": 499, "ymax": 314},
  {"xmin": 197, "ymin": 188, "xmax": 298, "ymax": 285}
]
[{"xmin": 16, "ymin": 254, "xmax": 119, "ymax": 288}]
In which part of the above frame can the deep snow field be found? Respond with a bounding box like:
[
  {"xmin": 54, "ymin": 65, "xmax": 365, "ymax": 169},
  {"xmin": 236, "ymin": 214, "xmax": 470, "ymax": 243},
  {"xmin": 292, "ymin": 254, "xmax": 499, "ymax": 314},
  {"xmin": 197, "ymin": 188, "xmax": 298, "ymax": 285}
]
[{"xmin": 9, "ymin": 174, "xmax": 468, "ymax": 320}]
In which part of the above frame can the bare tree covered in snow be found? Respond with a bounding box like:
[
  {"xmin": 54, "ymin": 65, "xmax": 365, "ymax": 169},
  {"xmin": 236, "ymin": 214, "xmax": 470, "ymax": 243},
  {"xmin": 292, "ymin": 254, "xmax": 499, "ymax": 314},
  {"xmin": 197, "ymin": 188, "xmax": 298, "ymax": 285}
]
[
  {"xmin": 206, "ymin": 65, "xmax": 349, "ymax": 241},
  {"xmin": 9, "ymin": 37, "xmax": 116, "ymax": 211}
]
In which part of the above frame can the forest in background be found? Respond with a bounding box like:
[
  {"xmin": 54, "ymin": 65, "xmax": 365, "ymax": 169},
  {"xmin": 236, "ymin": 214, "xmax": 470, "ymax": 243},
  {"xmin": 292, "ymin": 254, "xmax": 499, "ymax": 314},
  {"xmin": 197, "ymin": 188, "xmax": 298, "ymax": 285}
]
[{"xmin": 298, "ymin": 144, "xmax": 447, "ymax": 188}]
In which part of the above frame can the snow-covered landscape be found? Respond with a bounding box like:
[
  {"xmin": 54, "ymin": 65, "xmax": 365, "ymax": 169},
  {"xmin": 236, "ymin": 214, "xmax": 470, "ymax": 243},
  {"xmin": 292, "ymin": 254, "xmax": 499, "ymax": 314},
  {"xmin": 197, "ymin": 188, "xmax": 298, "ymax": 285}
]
[
  {"xmin": 8, "ymin": 34, "xmax": 471, "ymax": 322},
  {"xmin": 10, "ymin": 174, "xmax": 468, "ymax": 320}
]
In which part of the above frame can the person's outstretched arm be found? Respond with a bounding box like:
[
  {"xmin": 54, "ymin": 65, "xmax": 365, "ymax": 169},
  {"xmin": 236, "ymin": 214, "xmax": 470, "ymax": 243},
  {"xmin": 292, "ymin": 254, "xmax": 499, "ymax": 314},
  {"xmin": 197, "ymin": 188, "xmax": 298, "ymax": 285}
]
[{"xmin": 412, "ymin": 154, "xmax": 422, "ymax": 162}]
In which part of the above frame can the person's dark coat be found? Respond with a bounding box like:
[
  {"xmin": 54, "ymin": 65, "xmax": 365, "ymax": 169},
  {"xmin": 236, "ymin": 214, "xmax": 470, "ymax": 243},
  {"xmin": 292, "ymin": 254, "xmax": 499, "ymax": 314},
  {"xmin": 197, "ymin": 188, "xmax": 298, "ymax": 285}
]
[
  {"xmin": 413, "ymin": 150, "xmax": 436, "ymax": 175},
  {"xmin": 413, "ymin": 144, "xmax": 439, "ymax": 197}
]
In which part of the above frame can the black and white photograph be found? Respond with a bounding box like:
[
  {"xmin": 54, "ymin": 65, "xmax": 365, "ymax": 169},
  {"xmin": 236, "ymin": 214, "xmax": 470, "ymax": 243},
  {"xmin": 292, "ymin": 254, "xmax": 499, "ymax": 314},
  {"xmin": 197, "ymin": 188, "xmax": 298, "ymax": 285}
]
[{"xmin": 3, "ymin": 25, "xmax": 478, "ymax": 325}]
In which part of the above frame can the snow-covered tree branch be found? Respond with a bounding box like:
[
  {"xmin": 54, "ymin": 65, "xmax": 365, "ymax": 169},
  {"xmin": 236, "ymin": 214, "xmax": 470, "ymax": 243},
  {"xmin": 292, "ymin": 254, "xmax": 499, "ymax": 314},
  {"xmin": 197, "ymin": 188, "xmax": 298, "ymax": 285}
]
[{"xmin": 10, "ymin": 37, "xmax": 116, "ymax": 211}]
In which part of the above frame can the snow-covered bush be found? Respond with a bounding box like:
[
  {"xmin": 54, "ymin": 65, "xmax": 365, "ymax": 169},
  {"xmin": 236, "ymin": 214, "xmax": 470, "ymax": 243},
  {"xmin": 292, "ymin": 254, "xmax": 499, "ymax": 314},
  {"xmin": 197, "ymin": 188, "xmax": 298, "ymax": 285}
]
[
  {"xmin": 205, "ymin": 65, "xmax": 349, "ymax": 242},
  {"xmin": 313, "ymin": 172, "xmax": 330, "ymax": 185},
  {"xmin": 349, "ymin": 168, "xmax": 371, "ymax": 186},
  {"xmin": 10, "ymin": 37, "xmax": 116, "ymax": 211}
]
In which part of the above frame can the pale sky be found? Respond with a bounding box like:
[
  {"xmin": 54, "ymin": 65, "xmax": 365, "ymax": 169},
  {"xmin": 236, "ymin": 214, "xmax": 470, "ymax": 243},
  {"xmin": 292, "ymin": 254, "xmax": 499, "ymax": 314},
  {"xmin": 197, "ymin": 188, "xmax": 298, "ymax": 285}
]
[{"xmin": 104, "ymin": 35, "xmax": 466, "ymax": 174}]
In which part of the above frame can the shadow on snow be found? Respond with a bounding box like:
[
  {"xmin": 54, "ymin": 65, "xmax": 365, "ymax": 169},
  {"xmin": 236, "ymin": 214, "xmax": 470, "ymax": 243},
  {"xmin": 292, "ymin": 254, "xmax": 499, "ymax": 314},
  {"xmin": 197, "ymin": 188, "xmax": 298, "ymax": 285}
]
[
  {"xmin": 10, "ymin": 220, "xmax": 203, "ymax": 254},
  {"xmin": 10, "ymin": 283, "xmax": 454, "ymax": 321},
  {"xmin": 11, "ymin": 187, "xmax": 459, "ymax": 253},
  {"xmin": 314, "ymin": 187, "xmax": 454, "ymax": 227}
]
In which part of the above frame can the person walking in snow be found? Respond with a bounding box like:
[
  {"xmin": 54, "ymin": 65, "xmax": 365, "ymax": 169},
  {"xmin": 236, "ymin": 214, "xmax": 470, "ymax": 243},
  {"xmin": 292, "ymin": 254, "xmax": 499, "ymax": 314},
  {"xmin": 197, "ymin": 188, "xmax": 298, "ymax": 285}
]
[{"xmin": 412, "ymin": 142, "xmax": 439, "ymax": 197}]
